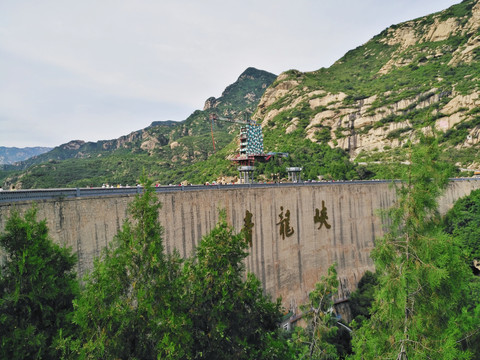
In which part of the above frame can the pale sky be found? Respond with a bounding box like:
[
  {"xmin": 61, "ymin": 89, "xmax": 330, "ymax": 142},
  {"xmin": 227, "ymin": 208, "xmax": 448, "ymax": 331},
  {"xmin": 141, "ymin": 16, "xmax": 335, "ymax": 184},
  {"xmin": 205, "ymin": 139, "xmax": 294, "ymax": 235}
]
[{"xmin": 0, "ymin": 0, "xmax": 461, "ymax": 148}]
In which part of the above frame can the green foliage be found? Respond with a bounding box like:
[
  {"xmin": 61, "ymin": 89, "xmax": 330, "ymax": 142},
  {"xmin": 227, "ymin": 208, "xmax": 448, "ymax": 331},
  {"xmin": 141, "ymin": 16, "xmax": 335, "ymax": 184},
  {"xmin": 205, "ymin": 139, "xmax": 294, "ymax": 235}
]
[
  {"xmin": 442, "ymin": 188, "xmax": 480, "ymax": 357},
  {"xmin": 314, "ymin": 126, "xmax": 332, "ymax": 143},
  {"xmin": 65, "ymin": 179, "xmax": 191, "ymax": 359},
  {"xmin": 444, "ymin": 188, "xmax": 480, "ymax": 272},
  {"xmin": 0, "ymin": 207, "xmax": 78, "ymax": 359},
  {"xmin": 439, "ymin": 0, "xmax": 475, "ymax": 21},
  {"xmin": 214, "ymin": 67, "xmax": 277, "ymax": 114},
  {"xmin": 174, "ymin": 145, "xmax": 238, "ymax": 185},
  {"xmin": 255, "ymin": 139, "xmax": 360, "ymax": 181},
  {"xmin": 441, "ymin": 116, "xmax": 480, "ymax": 146},
  {"xmin": 350, "ymin": 136, "xmax": 480, "ymax": 359},
  {"xmin": 304, "ymin": 39, "xmax": 398, "ymax": 97},
  {"xmin": 184, "ymin": 210, "xmax": 289, "ymax": 359},
  {"xmin": 292, "ymin": 264, "xmax": 343, "ymax": 359},
  {"xmin": 348, "ymin": 271, "xmax": 378, "ymax": 325},
  {"xmin": 385, "ymin": 127, "xmax": 412, "ymax": 140},
  {"xmin": 64, "ymin": 180, "xmax": 291, "ymax": 359},
  {"xmin": 357, "ymin": 134, "xmax": 459, "ymax": 180},
  {"xmin": 0, "ymin": 168, "xmax": 15, "ymax": 186},
  {"xmin": 5, "ymin": 135, "xmax": 237, "ymax": 188}
]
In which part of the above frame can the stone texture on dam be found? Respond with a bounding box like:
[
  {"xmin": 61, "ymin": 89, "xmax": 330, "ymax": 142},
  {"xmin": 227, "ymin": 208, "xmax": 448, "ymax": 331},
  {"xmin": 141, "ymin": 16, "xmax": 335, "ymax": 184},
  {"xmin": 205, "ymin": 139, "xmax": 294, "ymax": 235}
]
[{"xmin": 1, "ymin": 180, "xmax": 479, "ymax": 311}]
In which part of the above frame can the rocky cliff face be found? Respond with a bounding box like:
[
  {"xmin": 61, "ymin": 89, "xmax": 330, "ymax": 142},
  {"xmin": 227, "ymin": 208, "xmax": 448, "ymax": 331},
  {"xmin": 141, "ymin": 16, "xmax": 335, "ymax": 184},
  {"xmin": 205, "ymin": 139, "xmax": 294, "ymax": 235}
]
[{"xmin": 254, "ymin": 0, "xmax": 480, "ymax": 168}]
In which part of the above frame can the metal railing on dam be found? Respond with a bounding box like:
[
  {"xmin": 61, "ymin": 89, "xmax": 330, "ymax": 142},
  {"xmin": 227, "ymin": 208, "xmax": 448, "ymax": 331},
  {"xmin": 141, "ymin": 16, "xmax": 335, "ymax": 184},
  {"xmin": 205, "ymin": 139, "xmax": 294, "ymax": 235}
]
[{"xmin": 0, "ymin": 178, "xmax": 476, "ymax": 204}]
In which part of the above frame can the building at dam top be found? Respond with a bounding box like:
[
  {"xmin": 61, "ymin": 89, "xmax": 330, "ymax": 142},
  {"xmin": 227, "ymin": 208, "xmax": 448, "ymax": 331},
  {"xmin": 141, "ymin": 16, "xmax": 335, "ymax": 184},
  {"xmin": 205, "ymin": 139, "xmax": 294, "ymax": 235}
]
[{"xmin": 1, "ymin": 180, "xmax": 480, "ymax": 318}]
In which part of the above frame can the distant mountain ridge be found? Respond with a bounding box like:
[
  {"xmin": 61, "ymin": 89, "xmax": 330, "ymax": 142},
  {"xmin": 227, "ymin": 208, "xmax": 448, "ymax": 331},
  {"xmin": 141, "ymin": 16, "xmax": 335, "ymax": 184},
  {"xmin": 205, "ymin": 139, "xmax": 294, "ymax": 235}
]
[
  {"xmin": 0, "ymin": 146, "xmax": 52, "ymax": 165},
  {"xmin": 5, "ymin": 68, "xmax": 275, "ymax": 171}
]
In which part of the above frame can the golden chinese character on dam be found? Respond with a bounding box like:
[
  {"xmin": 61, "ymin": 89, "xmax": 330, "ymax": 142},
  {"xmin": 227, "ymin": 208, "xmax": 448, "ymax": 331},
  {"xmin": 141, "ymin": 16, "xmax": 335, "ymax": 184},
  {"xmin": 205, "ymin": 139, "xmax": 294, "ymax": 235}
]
[
  {"xmin": 243, "ymin": 209, "xmax": 254, "ymax": 247},
  {"xmin": 277, "ymin": 206, "xmax": 294, "ymax": 240},
  {"xmin": 314, "ymin": 200, "xmax": 331, "ymax": 230}
]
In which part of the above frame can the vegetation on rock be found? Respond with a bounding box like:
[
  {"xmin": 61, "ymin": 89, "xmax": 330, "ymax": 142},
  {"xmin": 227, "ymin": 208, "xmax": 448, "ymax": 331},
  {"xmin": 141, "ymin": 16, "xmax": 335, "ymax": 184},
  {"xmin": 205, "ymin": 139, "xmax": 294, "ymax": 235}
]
[{"xmin": 255, "ymin": 0, "xmax": 480, "ymax": 175}]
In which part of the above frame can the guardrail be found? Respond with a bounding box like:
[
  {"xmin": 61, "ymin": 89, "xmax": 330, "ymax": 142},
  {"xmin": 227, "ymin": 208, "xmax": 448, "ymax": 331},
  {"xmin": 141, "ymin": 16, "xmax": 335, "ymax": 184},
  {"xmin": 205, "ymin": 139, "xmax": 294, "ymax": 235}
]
[{"xmin": 0, "ymin": 178, "xmax": 477, "ymax": 204}]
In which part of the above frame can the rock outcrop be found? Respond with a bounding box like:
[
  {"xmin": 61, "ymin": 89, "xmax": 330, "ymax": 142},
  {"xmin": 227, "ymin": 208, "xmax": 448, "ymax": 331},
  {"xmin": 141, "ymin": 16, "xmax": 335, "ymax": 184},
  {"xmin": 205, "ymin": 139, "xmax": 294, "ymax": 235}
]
[{"xmin": 253, "ymin": 0, "xmax": 480, "ymax": 168}]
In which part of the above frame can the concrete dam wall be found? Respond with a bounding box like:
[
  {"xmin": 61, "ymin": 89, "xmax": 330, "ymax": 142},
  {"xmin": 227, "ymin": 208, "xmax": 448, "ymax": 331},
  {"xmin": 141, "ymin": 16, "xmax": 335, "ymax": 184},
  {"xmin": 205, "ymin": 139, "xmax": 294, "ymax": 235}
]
[{"xmin": 1, "ymin": 180, "xmax": 479, "ymax": 312}]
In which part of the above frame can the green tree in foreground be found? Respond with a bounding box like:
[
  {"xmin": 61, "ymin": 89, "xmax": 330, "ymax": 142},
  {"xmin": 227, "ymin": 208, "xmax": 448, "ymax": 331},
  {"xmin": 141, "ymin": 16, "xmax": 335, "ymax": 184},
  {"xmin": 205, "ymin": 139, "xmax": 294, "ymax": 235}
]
[
  {"xmin": 442, "ymin": 188, "xmax": 480, "ymax": 357},
  {"xmin": 65, "ymin": 181, "xmax": 292, "ymax": 359},
  {"xmin": 293, "ymin": 264, "xmax": 342, "ymax": 360},
  {"xmin": 65, "ymin": 179, "xmax": 190, "ymax": 359},
  {"xmin": 0, "ymin": 207, "xmax": 78, "ymax": 359},
  {"xmin": 444, "ymin": 188, "xmax": 480, "ymax": 273},
  {"xmin": 184, "ymin": 210, "xmax": 289, "ymax": 359},
  {"xmin": 348, "ymin": 270, "xmax": 378, "ymax": 326},
  {"xmin": 351, "ymin": 137, "xmax": 480, "ymax": 359}
]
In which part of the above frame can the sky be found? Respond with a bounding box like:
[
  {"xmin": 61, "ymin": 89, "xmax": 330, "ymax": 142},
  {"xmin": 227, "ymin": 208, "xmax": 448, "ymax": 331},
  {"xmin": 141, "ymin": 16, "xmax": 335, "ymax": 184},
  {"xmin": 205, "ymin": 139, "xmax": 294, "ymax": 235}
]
[{"xmin": 0, "ymin": 0, "xmax": 462, "ymax": 148}]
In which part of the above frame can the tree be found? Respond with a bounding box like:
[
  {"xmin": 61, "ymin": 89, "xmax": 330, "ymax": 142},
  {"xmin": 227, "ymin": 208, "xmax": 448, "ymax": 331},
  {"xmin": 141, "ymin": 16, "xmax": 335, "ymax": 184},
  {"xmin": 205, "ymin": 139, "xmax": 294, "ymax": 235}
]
[
  {"xmin": 348, "ymin": 271, "xmax": 378, "ymax": 325},
  {"xmin": 0, "ymin": 207, "xmax": 78, "ymax": 359},
  {"xmin": 290, "ymin": 264, "xmax": 342, "ymax": 360},
  {"xmin": 443, "ymin": 188, "xmax": 480, "ymax": 357},
  {"xmin": 65, "ymin": 180, "xmax": 292, "ymax": 359},
  {"xmin": 184, "ymin": 210, "xmax": 290, "ymax": 359},
  {"xmin": 351, "ymin": 136, "xmax": 480, "ymax": 359},
  {"xmin": 65, "ymin": 179, "xmax": 191, "ymax": 359},
  {"xmin": 443, "ymin": 188, "xmax": 480, "ymax": 274}
]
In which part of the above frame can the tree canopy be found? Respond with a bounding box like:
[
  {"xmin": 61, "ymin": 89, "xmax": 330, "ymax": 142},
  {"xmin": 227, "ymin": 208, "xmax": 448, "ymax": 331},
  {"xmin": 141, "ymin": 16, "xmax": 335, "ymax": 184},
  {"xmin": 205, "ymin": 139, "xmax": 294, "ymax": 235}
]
[
  {"xmin": 184, "ymin": 210, "xmax": 288, "ymax": 359},
  {"xmin": 350, "ymin": 137, "xmax": 480, "ymax": 359},
  {"xmin": 444, "ymin": 188, "xmax": 480, "ymax": 273},
  {"xmin": 62, "ymin": 180, "xmax": 291, "ymax": 359},
  {"xmin": 0, "ymin": 207, "xmax": 78, "ymax": 359}
]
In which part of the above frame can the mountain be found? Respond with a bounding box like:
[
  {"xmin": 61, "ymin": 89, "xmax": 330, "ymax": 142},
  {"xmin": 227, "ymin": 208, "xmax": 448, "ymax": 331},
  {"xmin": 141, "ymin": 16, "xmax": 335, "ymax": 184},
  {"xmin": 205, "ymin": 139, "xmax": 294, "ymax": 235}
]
[
  {"xmin": 3, "ymin": 0, "xmax": 480, "ymax": 189},
  {"xmin": 0, "ymin": 147, "xmax": 52, "ymax": 165},
  {"xmin": 254, "ymin": 0, "xmax": 480, "ymax": 173},
  {"xmin": 0, "ymin": 68, "xmax": 277, "ymax": 188}
]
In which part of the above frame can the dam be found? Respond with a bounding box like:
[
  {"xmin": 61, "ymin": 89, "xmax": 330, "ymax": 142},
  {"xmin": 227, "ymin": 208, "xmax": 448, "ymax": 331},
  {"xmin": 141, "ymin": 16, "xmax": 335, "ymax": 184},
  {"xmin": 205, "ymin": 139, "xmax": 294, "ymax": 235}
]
[{"xmin": 1, "ymin": 179, "xmax": 479, "ymax": 314}]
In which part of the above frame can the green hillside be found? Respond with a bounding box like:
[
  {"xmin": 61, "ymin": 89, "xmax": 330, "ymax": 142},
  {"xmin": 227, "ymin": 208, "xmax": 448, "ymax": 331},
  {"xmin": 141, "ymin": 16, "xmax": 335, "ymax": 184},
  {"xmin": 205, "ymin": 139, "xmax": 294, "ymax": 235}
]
[
  {"xmin": 255, "ymin": 0, "xmax": 480, "ymax": 178},
  {"xmin": 0, "ymin": 68, "xmax": 278, "ymax": 188},
  {"xmin": 2, "ymin": 0, "xmax": 480, "ymax": 189}
]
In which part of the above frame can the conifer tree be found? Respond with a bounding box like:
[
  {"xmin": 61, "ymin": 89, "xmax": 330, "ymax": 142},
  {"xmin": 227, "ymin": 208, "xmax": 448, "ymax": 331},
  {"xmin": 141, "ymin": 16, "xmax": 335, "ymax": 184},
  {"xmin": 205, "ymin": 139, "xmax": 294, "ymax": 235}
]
[
  {"xmin": 294, "ymin": 264, "xmax": 342, "ymax": 360},
  {"xmin": 184, "ymin": 210, "xmax": 289, "ymax": 359},
  {"xmin": 443, "ymin": 189, "xmax": 480, "ymax": 356},
  {"xmin": 350, "ymin": 136, "xmax": 480, "ymax": 359},
  {"xmin": 66, "ymin": 179, "xmax": 191, "ymax": 359},
  {"xmin": 444, "ymin": 188, "xmax": 480, "ymax": 272},
  {"xmin": 348, "ymin": 270, "xmax": 378, "ymax": 325},
  {"xmin": 0, "ymin": 207, "xmax": 78, "ymax": 359}
]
